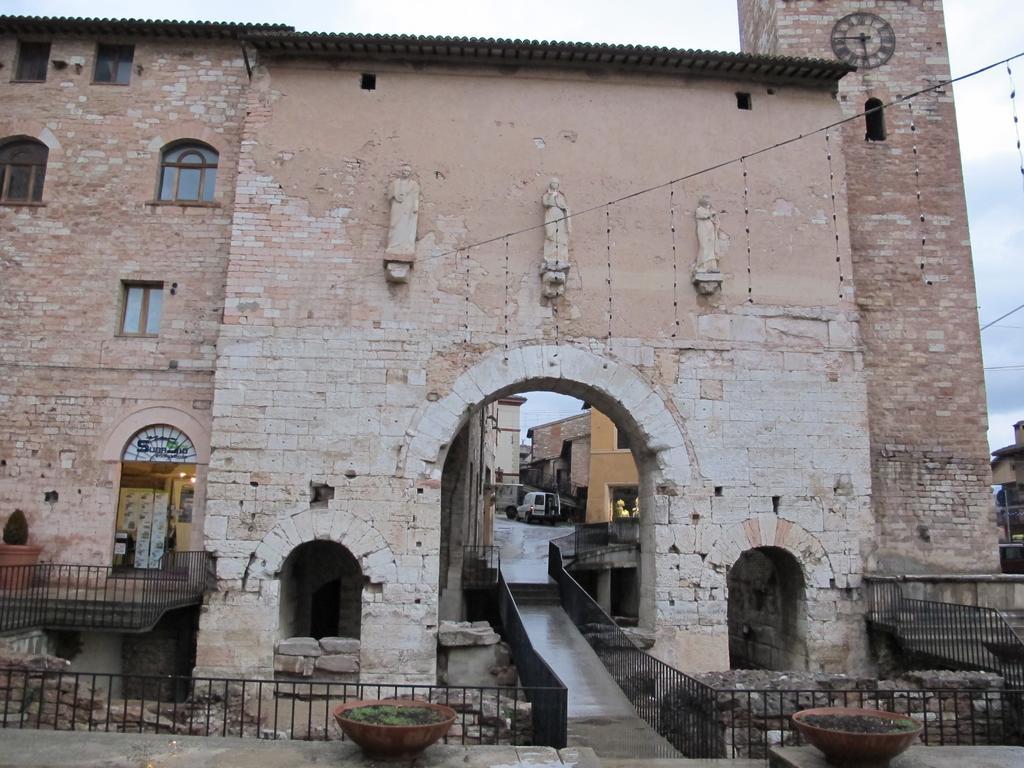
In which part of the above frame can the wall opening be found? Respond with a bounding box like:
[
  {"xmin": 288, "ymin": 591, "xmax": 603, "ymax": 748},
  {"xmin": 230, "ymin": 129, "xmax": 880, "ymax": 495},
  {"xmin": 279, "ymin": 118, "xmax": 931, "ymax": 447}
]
[
  {"xmin": 437, "ymin": 378, "xmax": 656, "ymax": 631},
  {"xmin": 115, "ymin": 424, "xmax": 198, "ymax": 569},
  {"xmin": 727, "ymin": 546, "xmax": 808, "ymax": 670},
  {"xmin": 279, "ymin": 540, "xmax": 363, "ymax": 640},
  {"xmin": 865, "ymin": 98, "xmax": 886, "ymax": 141}
]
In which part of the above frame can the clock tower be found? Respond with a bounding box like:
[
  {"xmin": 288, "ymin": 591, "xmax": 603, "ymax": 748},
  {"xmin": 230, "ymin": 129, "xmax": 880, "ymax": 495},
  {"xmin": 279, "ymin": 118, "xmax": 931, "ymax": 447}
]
[{"xmin": 738, "ymin": 1, "xmax": 995, "ymax": 574}]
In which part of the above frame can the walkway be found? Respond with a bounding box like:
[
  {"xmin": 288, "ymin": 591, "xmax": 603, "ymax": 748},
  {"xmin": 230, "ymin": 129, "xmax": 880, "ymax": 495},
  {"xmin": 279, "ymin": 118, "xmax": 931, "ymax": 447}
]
[{"xmin": 494, "ymin": 519, "xmax": 680, "ymax": 759}]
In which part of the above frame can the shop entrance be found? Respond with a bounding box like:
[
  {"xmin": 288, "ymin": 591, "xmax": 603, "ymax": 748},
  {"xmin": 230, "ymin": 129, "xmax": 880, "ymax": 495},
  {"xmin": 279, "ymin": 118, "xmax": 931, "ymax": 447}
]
[{"xmin": 114, "ymin": 425, "xmax": 197, "ymax": 569}]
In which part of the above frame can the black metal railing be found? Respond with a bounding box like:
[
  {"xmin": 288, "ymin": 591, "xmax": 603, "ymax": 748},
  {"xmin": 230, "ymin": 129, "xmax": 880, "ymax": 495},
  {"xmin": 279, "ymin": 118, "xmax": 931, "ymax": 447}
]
[
  {"xmin": 462, "ymin": 546, "xmax": 500, "ymax": 589},
  {"xmin": 548, "ymin": 537, "xmax": 719, "ymax": 758},
  {"xmin": 713, "ymin": 686, "xmax": 1024, "ymax": 760},
  {"xmin": 496, "ymin": 571, "xmax": 568, "ymax": 748},
  {"xmin": 0, "ymin": 667, "xmax": 552, "ymax": 746},
  {"xmin": 568, "ymin": 519, "xmax": 639, "ymax": 561},
  {"xmin": 868, "ymin": 580, "xmax": 1024, "ymax": 688},
  {"xmin": 0, "ymin": 551, "xmax": 212, "ymax": 633}
]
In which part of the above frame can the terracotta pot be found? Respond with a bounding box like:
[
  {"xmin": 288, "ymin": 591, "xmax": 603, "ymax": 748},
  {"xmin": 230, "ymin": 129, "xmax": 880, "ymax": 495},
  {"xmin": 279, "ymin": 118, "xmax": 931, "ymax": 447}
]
[
  {"xmin": 0, "ymin": 543, "xmax": 42, "ymax": 590},
  {"xmin": 792, "ymin": 707, "xmax": 922, "ymax": 768},
  {"xmin": 333, "ymin": 699, "xmax": 457, "ymax": 759}
]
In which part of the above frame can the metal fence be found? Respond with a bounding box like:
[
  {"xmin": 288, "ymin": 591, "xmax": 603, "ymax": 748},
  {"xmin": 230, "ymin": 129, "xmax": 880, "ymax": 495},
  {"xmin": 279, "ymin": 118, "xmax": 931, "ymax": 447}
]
[
  {"xmin": 713, "ymin": 686, "xmax": 1024, "ymax": 760},
  {"xmin": 567, "ymin": 519, "xmax": 639, "ymax": 561},
  {"xmin": 0, "ymin": 551, "xmax": 212, "ymax": 633},
  {"xmin": 547, "ymin": 537, "xmax": 720, "ymax": 758},
  {"xmin": 0, "ymin": 666, "xmax": 554, "ymax": 746},
  {"xmin": 461, "ymin": 546, "xmax": 500, "ymax": 589},
  {"xmin": 867, "ymin": 580, "xmax": 1024, "ymax": 688},
  {"xmin": 496, "ymin": 571, "xmax": 568, "ymax": 748}
]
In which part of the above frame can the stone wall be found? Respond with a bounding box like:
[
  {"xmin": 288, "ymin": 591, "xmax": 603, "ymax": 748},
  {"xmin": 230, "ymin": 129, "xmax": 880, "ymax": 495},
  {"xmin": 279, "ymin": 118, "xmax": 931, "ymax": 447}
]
[
  {"xmin": 529, "ymin": 414, "xmax": 591, "ymax": 463},
  {"xmin": 0, "ymin": 33, "xmax": 248, "ymax": 561},
  {"xmin": 195, "ymin": 50, "xmax": 877, "ymax": 679},
  {"xmin": 738, "ymin": 0, "xmax": 995, "ymax": 574}
]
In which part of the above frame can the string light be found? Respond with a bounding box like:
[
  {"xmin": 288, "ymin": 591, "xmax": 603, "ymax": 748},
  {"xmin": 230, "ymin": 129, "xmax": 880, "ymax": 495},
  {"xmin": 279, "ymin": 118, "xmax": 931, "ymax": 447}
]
[
  {"xmin": 740, "ymin": 156, "xmax": 753, "ymax": 303},
  {"xmin": 605, "ymin": 207, "xmax": 614, "ymax": 352},
  {"xmin": 824, "ymin": 128, "xmax": 844, "ymax": 300},
  {"xmin": 1008, "ymin": 64, "xmax": 1024, "ymax": 191},
  {"xmin": 419, "ymin": 50, "xmax": 1024, "ymax": 263},
  {"xmin": 669, "ymin": 184, "xmax": 679, "ymax": 338},
  {"xmin": 461, "ymin": 249, "xmax": 471, "ymax": 342},
  {"xmin": 551, "ymin": 221, "xmax": 561, "ymax": 354},
  {"xmin": 503, "ymin": 237, "xmax": 511, "ymax": 362},
  {"xmin": 907, "ymin": 101, "xmax": 929, "ymax": 283}
]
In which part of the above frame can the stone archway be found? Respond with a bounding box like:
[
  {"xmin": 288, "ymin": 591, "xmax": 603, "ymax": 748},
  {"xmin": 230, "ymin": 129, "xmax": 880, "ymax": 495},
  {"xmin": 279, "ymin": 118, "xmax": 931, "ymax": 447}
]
[
  {"xmin": 404, "ymin": 343, "xmax": 693, "ymax": 637},
  {"xmin": 249, "ymin": 505, "xmax": 398, "ymax": 585}
]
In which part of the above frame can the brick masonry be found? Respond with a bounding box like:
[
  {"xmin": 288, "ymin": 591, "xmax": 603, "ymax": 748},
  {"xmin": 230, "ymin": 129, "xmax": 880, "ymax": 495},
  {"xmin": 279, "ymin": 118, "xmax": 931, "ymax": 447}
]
[
  {"xmin": 0, "ymin": 4, "xmax": 997, "ymax": 683},
  {"xmin": 737, "ymin": 0, "xmax": 995, "ymax": 573}
]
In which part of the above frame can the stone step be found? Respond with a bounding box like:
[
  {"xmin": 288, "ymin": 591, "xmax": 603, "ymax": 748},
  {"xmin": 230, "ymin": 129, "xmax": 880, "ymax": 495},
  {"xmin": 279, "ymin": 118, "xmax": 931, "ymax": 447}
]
[{"xmin": 509, "ymin": 582, "xmax": 560, "ymax": 605}]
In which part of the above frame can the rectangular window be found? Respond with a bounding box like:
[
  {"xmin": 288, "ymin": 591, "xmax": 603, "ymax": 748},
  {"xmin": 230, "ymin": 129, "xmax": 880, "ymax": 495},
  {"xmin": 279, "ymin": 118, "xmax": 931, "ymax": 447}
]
[
  {"xmin": 94, "ymin": 44, "xmax": 134, "ymax": 85},
  {"xmin": 615, "ymin": 427, "xmax": 630, "ymax": 451},
  {"xmin": 120, "ymin": 282, "xmax": 163, "ymax": 336},
  {"xmin": 15, "ymin": 41, "xmax": 50, "ymax": 82}
]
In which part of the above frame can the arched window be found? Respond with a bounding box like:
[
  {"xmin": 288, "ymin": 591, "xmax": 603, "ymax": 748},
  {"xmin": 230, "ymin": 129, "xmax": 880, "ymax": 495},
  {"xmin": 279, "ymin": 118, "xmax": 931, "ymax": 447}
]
[
  {"xmin": 0, "ymin": 137, "xmax": 48, "ymax": 203},
  {"xmin": 865, "ymin": 98, "xmax": 886, "ymax": 142},
  {"xmin": 158, "ymin": 142, "xmax": 218, "ymax": 202}
]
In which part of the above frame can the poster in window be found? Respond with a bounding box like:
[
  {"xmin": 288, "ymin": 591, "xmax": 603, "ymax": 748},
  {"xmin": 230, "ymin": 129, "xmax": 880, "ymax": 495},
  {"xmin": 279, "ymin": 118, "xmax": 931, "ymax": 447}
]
[{"xmin": 178, "ymin": 487, "xmax": 194, "ymax": 523}]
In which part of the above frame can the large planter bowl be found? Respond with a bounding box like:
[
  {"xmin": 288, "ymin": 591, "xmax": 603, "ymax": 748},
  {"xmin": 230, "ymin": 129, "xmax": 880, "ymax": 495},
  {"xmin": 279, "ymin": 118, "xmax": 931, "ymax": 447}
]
[
  {"xmin": 792, "ymin": 707, "xmax": 922, "ymax": 768},
  {"xmin": 333, "ymin": 699, "xmax": 457, "ymax": 759}
]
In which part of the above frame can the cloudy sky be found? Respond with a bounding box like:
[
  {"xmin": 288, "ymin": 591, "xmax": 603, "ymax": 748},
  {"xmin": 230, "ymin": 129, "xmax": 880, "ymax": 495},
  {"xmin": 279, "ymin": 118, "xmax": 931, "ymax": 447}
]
[{"xmin": 12, "ymin": 0, "xmax": 1023, "ymax": 450}]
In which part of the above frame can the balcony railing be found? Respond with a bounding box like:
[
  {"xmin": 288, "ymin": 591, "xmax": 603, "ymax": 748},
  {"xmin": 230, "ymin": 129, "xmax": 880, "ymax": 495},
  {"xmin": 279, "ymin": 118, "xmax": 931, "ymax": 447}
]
[
  {"xmin": 867, "ymin": 579, "xmax": 1024, "ymax": 688},
  {"xmin": 567, "ymin": 519, "xmax": 639, "ymax": 560},
  {"xmin": 461, "ymin": 545, "xmax": 500, "ymax": 589},
  {"xmin": 0, "ymin": 551, "xmax": 212, "ymax": 633}
]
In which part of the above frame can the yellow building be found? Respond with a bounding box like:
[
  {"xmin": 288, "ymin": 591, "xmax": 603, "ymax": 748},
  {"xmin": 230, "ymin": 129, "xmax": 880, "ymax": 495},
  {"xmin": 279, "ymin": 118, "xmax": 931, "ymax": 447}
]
[{"xmin": 585, "ymin": 408, "xmax": 639, "ymax": 523}]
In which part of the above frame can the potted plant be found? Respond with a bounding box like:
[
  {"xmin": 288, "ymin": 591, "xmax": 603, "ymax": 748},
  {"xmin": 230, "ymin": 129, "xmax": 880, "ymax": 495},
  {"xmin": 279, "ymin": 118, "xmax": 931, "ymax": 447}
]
[
  {"xmin": 0, "ymin": 509, "xmax": 43, "ymax": 569},
  {"xmin": 333, "ymin": 698, "xmax": 457, "ymax": 759},
  {"xmin": 791, "ymin": 706, "xmax": 922, "ymax": 768}
]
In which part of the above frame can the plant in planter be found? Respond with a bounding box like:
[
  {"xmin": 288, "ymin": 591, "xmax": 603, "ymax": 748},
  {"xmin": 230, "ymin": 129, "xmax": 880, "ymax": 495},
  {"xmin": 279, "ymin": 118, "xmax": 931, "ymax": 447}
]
[
  {"xmin": 333, "ymin": 699, "xmax": 457, "ymax": 760},
  {"xmin": 791, "ymin": 706, "xmax": 922, "ymax": 768},
  {"xmin": 0, "ymin": 509, "xmax": 43, "ymax": 572}
]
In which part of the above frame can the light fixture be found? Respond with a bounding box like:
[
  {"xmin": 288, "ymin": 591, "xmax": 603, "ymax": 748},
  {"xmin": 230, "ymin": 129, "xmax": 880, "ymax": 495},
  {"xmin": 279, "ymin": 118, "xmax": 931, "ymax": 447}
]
[
  {"xmin": 189, "ymin": 476, "xmax": 196, "ymax": 484},
  {"xmin": 179, "ymin": 472, "xmax": 187, "ymax": 478}
]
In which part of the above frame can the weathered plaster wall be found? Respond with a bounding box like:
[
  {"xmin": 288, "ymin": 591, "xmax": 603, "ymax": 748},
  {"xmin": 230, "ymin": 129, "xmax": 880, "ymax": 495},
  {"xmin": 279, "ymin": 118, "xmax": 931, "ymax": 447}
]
[
  {"xmin": 197, "ymin": 56, "xmax": 873, "ymax": 679},
  {"xmin": 739, "ymin": 0, "xmax": 995, "ymax": 573},
  {"xmin": 0, "ymin": 35, "xmax": 247, "ymax": 562}
]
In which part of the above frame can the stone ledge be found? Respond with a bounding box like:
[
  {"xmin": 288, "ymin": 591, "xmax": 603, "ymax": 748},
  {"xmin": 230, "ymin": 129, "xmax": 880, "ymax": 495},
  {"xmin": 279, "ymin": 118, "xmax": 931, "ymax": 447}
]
[
  {"xmin": 769, "ymin": 745, "xmax": 1024, "ymax": 768},
  {"xmin": 0, "ymin": 731, "xmax": 590, "ymax": 768}
]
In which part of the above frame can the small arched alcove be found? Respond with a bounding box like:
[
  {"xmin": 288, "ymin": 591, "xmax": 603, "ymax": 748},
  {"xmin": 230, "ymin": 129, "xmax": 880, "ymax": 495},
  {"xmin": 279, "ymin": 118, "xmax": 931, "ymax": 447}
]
[
  {"xmin": 727, "ymin": 546, "xmax": 808, "ymax": 670},
  {"xmin": 279, "ymin": 540, "xmax": 363, "ymax": 640}
]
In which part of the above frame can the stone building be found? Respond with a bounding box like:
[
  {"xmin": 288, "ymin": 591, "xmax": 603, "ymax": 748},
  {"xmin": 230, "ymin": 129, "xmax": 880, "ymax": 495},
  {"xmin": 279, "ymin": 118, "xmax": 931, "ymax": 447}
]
[{"xmin": 0, "ymin": 1, "xmax": 994, "ymax": 683}]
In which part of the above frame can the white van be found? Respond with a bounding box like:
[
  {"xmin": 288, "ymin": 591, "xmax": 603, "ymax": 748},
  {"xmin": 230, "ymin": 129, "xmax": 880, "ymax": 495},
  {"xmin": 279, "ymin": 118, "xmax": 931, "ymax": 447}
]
[
  {"xmin": 496, "ymin": 484, "xmax": 524, "ymax": 519},
  {"xmin": 515, "ymin": 491, "xmax": 561, "ymax": 524}
]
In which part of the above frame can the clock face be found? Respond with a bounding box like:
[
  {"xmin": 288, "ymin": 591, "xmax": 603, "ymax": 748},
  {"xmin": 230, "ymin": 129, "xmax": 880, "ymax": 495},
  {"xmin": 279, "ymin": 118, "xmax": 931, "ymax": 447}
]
[{"xmin": 831, "ymin": 12, "xmax": 896, "ymax": 69}]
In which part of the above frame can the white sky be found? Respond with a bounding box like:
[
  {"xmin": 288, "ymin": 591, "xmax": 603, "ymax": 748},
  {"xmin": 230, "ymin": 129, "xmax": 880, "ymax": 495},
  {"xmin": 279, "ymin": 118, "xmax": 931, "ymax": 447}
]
[{"xmin": 10, "ymin": 0, "xmax": 1023, "ymax": 451}]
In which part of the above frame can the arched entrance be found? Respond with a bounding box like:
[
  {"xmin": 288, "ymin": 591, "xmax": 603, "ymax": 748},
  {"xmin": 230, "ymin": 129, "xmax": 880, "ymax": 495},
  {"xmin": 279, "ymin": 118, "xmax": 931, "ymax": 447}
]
[
  {"xmin": 114, "ymin": 424, "xmax": 198, "ymax": 569},
  {"xmin": 412, "ymin": 345, "xmax": 692, "ymax": 639},
  {"xmin": 279, "ymin": 541, "xmax": 363, "ymax": 640},
  {"xmin": 727, "ymin": 546, "xmax": 808, "ymax": 670}
]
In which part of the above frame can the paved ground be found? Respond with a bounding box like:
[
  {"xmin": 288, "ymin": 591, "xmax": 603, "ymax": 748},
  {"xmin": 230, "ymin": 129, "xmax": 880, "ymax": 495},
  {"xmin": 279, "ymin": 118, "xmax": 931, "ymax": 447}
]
[
  {"xmin": 494, "ymin": 518, "xmax": 680, "ymax": 759},
  {"xmin": 0, "ymin": 730, "xmax": 757, "ymax": 767},
  {"xmin": 771, "ymin": 745, "xmax": 1024, "ymax": 768},
  {"xmin": 493, "ymin": 516, "xmax": 569, "ymax": 584}
]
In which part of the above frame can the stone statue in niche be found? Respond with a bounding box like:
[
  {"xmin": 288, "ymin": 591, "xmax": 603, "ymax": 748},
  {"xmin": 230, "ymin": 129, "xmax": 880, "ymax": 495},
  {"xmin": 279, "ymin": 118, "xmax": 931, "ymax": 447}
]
[
  {"xmin": 692, "ymin": 195, "xmax": 725, "ymax": 295},
  {"xmin": 694, "ymin": 196, "xmax": 721, "ymax": 273},
  {"xmin": 384, "ymin": 165, "xmax": 419, "ymax": 283},
  {"xmin": 540, "ymin": 178, "xmax": 571, "ymax": 299}
]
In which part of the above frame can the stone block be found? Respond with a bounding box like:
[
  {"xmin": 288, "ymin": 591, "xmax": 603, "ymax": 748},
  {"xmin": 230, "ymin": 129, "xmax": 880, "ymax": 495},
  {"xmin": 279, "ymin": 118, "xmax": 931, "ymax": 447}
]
[
  {"xmin": 275, "ymin": 637, "xmax": 322, "ymax": 657},
  {"xmin": 315, "ymin": 653, "xmax": 360, "ymax": 673},
  {"xmin": 319, "ymin": 637, "xmax": 361, "ymax": 654},
  {"xmin": 273, "ymin": 654, "xmax": 314, "ymax": 676},
  {"xmin": 438, "ymin": 621, "xmax": 500, "ymax": 647}
]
